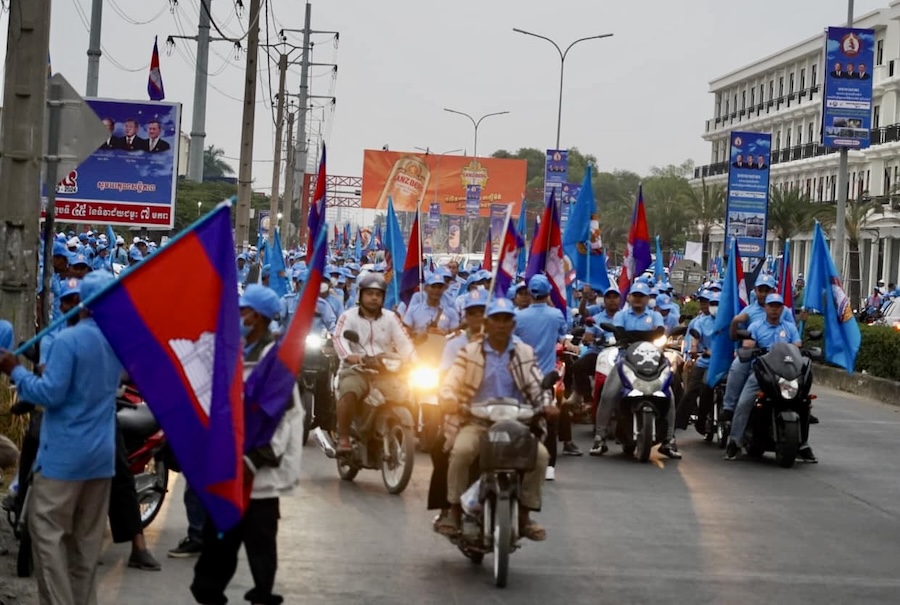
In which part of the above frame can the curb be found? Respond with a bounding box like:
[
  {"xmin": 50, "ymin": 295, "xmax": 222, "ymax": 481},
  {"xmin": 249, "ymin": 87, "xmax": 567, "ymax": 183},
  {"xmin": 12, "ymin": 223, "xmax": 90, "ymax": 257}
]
[{"xmin": 813, "ymin": 363, "xmax": 900, "ymax": 405}]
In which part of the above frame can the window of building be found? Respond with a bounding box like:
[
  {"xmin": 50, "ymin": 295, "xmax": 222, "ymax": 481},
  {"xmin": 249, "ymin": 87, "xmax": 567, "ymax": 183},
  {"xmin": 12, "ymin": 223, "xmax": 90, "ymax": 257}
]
[
  {"xmin": 877, "ymin": 39, "xmax": 884, "ymax": 66},
  {"xmin": 806, "ymin": 178, "xmax": 812, "ymax": 196},
  {"xmin": 874, "ymin": 104, "xmax": 881, "ymax": 128},
  {"xmin": 808, "ymin": 122, "xmax": 815, "ymax": 144},
  {"xmin": 741, "ymin": 90, "xmax": 746, "ymax": 110},
  {"xmin": 713, "ymin": 141, "xmax": 718, "ymax": 163},
  {"xmin": 779, "ymin": 76, "xmax": 784, "ymax": 97},
  {"xmin": 818, "ymin": 177, "xmax": 824, "ymax": 202},
  {"xmin": 725, "ymin": 99, "xmax": 729, "ymax": 115},
  {"xmin": 789, "ymin": 72, "xmax": 795, "ymax": 94},
  {"xmin": 811, "ymin": 64, "xmax": 817, "ymax": 87},
  {"xmin": 797, "ymin": 125, "xmax": 802, "ymax": 146},
  {"xmin": 750, "ymin": 88, "xmax": 755, "ymax": 107},
  {"xmin": 759, "ymin": 84, "xmax": 764, "ymax": 105},
  {"xmin": 769, "ymin": 80, "xmax": 774, "ymax": 100},
  {"xmin": 733, "ymin": 94, "xmax": 738, "ymax": 113},
  {"xmin": 800, "ymin": 68, "xmax": 806, "ymax": 90},
  {"xmin": 775, "ymin": 131, "xmax": 781, "ymax": 149},
  {"xmin": 715, "ymin": 93, "xmax": 722, "ymax": 118},
  {"xmin": 786, "ymin": 129, "xmax": 792, "ymax": 149}
]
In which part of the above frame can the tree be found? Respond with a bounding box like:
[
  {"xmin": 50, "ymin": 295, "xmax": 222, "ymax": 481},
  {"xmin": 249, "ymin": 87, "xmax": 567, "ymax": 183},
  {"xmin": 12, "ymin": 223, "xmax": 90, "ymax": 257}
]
[
  {"xmin": 643, "ymin": 167, "xmax": 692, "ymax": 252},
  {"xmin": 767, "ymin": 187, "xmax": 833, "ymax": 250},
  {"xmin": 203, "ymin": 145, "xmax": 235, "ymax": 179},
  {"xmin": 683, "ymin": 177, "xmax": 726, "ymax": 269},
  {"xmin": 843, "ymin": 199, "xmax": 879, "ymax": 310},
  {"xmin": 174, "ymin": 180, "xmax": 268, "ymax": 235}
]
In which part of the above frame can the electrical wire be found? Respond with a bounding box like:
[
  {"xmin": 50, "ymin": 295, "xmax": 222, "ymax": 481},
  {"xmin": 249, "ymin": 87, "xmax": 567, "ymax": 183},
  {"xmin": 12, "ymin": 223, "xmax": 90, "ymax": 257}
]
[
  {"xmin": 71, "ymin": 0, "xmax": 149, "ymax": 72},
  {"xmin": 107, "ymin": 0, "xmax": 168, "ymax": 26}
]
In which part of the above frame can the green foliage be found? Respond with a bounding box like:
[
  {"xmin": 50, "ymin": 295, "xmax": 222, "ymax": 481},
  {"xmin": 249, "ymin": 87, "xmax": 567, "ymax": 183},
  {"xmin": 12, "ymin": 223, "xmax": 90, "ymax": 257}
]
[
  {"xmin": 802, "ymin": 314, "xmax": 900, "ymax": 380},
  {"xmin": 767, "ymin": 187, "xmax": 833, "ymax": 248},
  {"xmin": 680, "ymin": 299, "xmax": 700, "ymax": 319},
  {"xmin": 203, "ymin": 145, "xmax": 235, "ymax": 179},
  {"xmin": 173, "ymin": 180, "xmax": 269, "ymax": 236}
]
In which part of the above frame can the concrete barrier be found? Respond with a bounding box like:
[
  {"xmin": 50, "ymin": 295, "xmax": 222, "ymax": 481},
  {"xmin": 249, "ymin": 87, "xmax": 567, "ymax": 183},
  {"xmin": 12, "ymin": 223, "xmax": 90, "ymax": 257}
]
[{"xmin": 813, "ymin": 363, "xmax": 900, "ymax": 405}]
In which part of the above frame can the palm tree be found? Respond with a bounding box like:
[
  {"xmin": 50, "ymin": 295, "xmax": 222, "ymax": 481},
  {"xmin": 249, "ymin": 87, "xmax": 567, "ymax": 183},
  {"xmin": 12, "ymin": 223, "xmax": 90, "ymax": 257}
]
[
  {"xmin": 683, "ymin": 177, "xmax": 725, "ymax": 269},
  {"xmin": 767, "ymin": 187, "xmax": 833, "ymax": 250},
  {"xmin": 203, "ymin": 145, "xmax": 235, "ymax": 179},
  {"xmin": 843, "ymin": 199, "xmax": 879, "ymax": 310}
]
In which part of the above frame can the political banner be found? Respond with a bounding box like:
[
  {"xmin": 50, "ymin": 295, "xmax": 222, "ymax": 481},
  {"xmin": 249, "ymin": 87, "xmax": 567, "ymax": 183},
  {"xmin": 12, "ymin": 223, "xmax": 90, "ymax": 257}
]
[
  {"xmin": 466, "ymin": 184, "xmax": 481, "ymax": 219},
  {"xmin": 559, "ymin": 182, "xmax": 581, "ymax": 231},
  {"xmin": 544, "ymin": 149, "xmax": 567, "ymax": 204},
  {"xmin": 361, "ymin": 150, "xmax": 526, "ymax": 216},
  {"xmin": 257, "ymin": 210, "xmax": 271, "ymax": 247},
  {"xmin": 490, "ymin": 203, "xmax": 507, "ymax": 255},
  {"xmin": 724, "ymin": 131, "xmax": 771, "ymax": 258},
  {"xmin": 448, "ymin": 216, "xmax": 462, "ymax": 253},
  {"xmin": 429, "ymin": 202, "xmax": 441, "ymax": 228},
  {"xmin": 423, "ymin": 224, "xmax": 434, "ymax": 254},
  {"xmin": 48, "ymin": 98, "xmax": 181, "ymax": 228},
  {"xmin": 822, "ymin": 27, "xmax": 875, "ymax": 149}
]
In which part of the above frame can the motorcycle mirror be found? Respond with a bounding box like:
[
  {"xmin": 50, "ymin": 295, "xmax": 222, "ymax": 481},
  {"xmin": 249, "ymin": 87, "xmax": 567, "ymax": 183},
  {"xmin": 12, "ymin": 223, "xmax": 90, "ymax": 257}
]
[
  {"xmin": 599, "ymin": 322, "xmax": 616, "ymax": 333},
  {"xmin": 541, "ymin": 371, "xmax": 560, "ymax": 390},
  {"xmin": 735, "ymin": 329, "xmax": 751, "ymax": 340},
  {"xmin": 807, "ymin": 329, "xmax": 823, "ymax": 340},
  {"xmin": 669, "ymin": 325, "xmax": 687, "ymax": 338},
  {"xmin": 343, "ymin": 330, "xmax": 360, "ymax": 344},
  {"xmin": 806, "ymin": 346, "xmax": 823, "ymax": 361},
  {"xmin": 689, "ymin": 328, "xmax": 702, "ymax": 339}
]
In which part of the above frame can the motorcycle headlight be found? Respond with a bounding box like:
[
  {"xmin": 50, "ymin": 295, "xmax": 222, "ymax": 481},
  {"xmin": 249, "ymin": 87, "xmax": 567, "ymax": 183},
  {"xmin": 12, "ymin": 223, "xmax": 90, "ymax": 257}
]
[
  {"xmin": 778, "ymin": 377, "xmax": 799, "ymax": 399},
  {"xmin": 410, "ymin": 365, "xmax": 439, "ymax": 390},
  {"xmin": 653, "ymin": 335, "xmax": 667, "ymax": 348},
  {"xmin": 305, "ymin": 334, "xmax": 323, "ymax": 349}
]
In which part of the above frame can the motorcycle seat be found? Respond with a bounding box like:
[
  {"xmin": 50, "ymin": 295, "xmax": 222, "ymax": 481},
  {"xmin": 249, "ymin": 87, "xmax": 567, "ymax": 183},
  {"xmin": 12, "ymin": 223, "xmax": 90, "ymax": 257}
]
[{"xmin": 117, "ymin": 403, "xmax": 160, "ymax": 439}]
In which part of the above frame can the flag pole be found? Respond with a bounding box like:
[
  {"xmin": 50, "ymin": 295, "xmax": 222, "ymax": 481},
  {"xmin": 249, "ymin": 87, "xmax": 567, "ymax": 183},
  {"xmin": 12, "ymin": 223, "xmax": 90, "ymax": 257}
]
[
  {"xmin": 14, "ymin": 197, "xmax": 236, "ymax": 356},
  {"xmin": 486, "ymin": 204, "xmax": 514, "ymax": 301}
]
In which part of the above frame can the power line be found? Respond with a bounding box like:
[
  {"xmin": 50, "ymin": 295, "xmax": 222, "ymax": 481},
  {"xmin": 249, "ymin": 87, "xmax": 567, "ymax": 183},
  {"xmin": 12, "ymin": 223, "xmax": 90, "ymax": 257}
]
[
  {"xmin": 107, "ymin": 0, "xmax": 168, "ymax": 25},
  {"xmin": 71, "ymin": 0, "xmax": 149, "ymax": 72}
]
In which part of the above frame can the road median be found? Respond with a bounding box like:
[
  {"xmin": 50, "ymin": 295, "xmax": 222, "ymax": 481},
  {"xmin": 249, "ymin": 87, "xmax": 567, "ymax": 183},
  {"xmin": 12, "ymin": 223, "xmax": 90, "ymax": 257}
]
[{"xmin": 813, "ymin": 362, "xmax": 900, "ymax": 405}]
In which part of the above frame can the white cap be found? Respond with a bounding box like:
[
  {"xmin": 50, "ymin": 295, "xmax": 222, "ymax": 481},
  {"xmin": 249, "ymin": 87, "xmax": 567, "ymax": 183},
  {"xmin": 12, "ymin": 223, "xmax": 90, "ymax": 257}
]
[
  {"xmin": 67, "ymin": 236, "xmax": 80, "ymax": 247},
  {"xmin": 98, "ymin": 234, "xmax": 107, "ymax": 241},
  {"xmin": 133, "ymin": 236, "xmax": 142, "ymax": 244},
  {"xmin": 116, "ymin": 236, "xmax": 125, "ymax": 245}
]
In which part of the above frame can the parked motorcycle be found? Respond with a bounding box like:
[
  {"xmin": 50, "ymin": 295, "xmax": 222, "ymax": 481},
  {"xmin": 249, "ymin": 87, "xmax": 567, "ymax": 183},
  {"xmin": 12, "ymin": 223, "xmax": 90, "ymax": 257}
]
[
  {"xmin": 315, "ymin": 330, "xmax": 416, "ymax": 494},
  {"xmin": 601, "ymin": 323, "xmax": 686, "ymax": 462},
  {"xmin": 445, "ymin": 371, "xmax": 558, "ymax": 588},
  {"xmin": 735, "ymin": 332, "xmax": 821, "ymax": 468},
  {"xmin": 299, "ymin": 331, "xmax": 337, "ymax": 445}
]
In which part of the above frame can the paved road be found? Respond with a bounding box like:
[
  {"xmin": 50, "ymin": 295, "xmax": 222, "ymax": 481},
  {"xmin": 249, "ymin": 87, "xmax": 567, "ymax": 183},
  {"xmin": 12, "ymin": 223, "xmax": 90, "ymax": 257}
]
[{"xmin": 93, "ymin": 386, "xmax": 900, "ymax": 604}]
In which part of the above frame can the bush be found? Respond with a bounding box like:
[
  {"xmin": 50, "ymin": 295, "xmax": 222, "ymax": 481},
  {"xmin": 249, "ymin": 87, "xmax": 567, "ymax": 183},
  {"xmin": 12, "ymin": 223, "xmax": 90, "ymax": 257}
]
[{"xmin": 802, "ymin": 314, "xmax": 900, "ymax": 380}]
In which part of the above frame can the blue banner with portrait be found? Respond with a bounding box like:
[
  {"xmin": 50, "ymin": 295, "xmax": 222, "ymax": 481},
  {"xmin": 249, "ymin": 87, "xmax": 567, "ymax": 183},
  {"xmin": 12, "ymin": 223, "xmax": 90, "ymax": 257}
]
[
  {"xmin": 429, "ymin": 202, "xmax": 441, "ymax": 228},
  {"xmin": 257, "ymin": 210, "xmax": 271, "ymax": 247},
  {"xmin": 559, "ymin": 182, "xmax": 581, "ymax": 231},
  {"xmin": 822, "ymin": 27, "xmax": 875, "ymax": 149},
  {"xmin": 724, "ymin": 131, "xmax": 771, "ymax": 258},
  {"xmin": 544, "ymin": 149, "xmax": 568, "ymax": 204},
  {"xmin": 465, "ymin": 184, "xmax": 481, "ymax": 219},
  {"xmin": 51, "ymin": 98, "xmax": 181, "ymax": 228}
]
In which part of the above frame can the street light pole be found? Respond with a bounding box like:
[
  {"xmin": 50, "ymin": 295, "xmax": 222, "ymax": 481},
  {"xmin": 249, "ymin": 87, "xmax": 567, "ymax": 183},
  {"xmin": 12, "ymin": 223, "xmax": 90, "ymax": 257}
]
[
  {"xmin": 443, "ymin": 109, "xmax": 509, "ymax": 158},
  {"xmin": 835, "ymin": 0, "xmax": 855, "ymax": 278},
  {"xmin": 512, "ymin": 28, "xmax": 613, "ymax": 149}
]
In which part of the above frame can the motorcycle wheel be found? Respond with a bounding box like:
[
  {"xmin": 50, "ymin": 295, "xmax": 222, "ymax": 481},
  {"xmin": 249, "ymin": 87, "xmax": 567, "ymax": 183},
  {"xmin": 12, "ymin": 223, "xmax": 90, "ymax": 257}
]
[
  {"xmin": 775, "ymin": 421, "xmax": 800, "ymax": 468},
  {"xmin": 704, "ymin": 417, "xmax": 715, "ymax": 443},
  {"xmin": 17, "ymin": 529, "xmax": 32, "ymax": 578},
  {"xmin": 493, "ymin": 496, "xmax": 511, "ymax": 588},
  {"xmin": 337, "ymin": 457, "xmax": 359, "ymax": 481},
  {"xmin": 138, "ymin": 457, "xmax": 169, "ymax": 529},
  {"xmin": 637, "ymin": 410, "xmax": 654, "ymax": 463},
  {"xmin": 301, "ymin": 390, "xmax": 314, "ymax": 446},
  {"xmin": 381, "ymin": 424, "xmax": 415, "ymax": 494}
]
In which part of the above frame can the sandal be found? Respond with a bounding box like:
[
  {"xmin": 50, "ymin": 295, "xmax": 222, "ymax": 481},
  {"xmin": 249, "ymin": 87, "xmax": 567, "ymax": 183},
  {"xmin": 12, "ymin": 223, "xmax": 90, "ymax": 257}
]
[
  {"xmin": 434, "ymin": 516, "xmax": 459, "ymax": 537},
  {"xmin": 519, "ymin": 521, "xmax": 547, "ymax": 542}
]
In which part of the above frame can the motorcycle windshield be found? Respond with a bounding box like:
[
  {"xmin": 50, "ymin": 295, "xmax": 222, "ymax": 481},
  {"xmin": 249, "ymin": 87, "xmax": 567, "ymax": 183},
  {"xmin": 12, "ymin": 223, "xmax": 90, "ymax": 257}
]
[
  {"xmin": 624, "ymin": 341, "xmax": 665, "ymax": 378},
  {"xmin": 758, "ymin": 342, "xmax": 804, "ymax": 381}
]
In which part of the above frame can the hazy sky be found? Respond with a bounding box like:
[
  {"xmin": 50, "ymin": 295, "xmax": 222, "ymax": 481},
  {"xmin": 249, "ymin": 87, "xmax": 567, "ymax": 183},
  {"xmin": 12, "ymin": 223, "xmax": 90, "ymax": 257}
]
[{"xmin": 0, "ymin": 0, "xmax": 887, "ymax": 191}]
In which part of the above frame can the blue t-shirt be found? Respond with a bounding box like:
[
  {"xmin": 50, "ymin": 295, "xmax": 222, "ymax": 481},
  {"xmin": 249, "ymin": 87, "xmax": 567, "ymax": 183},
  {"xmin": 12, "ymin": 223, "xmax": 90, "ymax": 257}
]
[
  {"xmin": 514, "ymin": 303, "xmax": 566, "ymax": 375},
  {"xmin": 687, "ymin": 313, "xmax": 716, "ymax": 369},
  {"xmin": 748, "ymin": 318, "xmax": 801, "ymax": 350},
  {"xmin": 612, "ymin": 308, "xmax": 664, "ymax": 331}
]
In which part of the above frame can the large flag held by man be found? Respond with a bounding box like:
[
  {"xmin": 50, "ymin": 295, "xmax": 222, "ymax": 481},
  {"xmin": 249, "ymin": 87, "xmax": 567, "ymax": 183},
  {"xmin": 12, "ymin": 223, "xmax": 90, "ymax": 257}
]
[
  {"xmin": 87, "ymin": 201, "xmax": 245, "ymax": 531},
  {"xmin": 706, "ymin": 238, "xmax": 748, "ymax": 387},
  {"xmin": 516, "ymin": 198, "xmax": 528, "ymax": 275},
  {"xmin": 562, "ymin": 165, "xmax": 609, "ymax": 292},
  {"xmin": 803, "ymin": 222, "xmax": 861, "ymax": 372},
  {"xmin": 494, "ymin": 210, "xmax": 524, "ymax": 298},
  {"xmin": 307, "ymin": 144, "xmax": 327, "ymax": 262},
  {"xmin": 527, "ymin": 191, "xmax": 567, "ymax": 314},
  {"xmin": 617, "ymin": 185, "xmax": 652, "ymax": 295},
  {"xmin": 399, "ymin": 208, "xmax": 421, "ymax": 306}
]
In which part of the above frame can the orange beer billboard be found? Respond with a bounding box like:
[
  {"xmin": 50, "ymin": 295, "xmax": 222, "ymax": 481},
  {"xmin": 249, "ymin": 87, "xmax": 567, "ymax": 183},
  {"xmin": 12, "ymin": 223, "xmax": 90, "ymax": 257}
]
[{"xmin": 360, "ymin": 150, "xmax": 527, "ymax": 216}]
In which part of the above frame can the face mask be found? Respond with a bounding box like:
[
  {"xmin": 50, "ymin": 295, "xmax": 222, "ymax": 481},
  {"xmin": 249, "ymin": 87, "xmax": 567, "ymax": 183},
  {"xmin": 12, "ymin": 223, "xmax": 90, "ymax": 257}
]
[
  {"xmin": 239, "ymin": 317, "xmax": 252, "ymax": 338},
  {"xmin": 330, "ymin": 277, "xmax": 339, "ymax": 287},
  {"xmin": 709, "ymin": 306, "xmax": 718, "ymax": 317},
  {"xmin": 320, "ymin": 283, "xmax": 331, "ymax": 295}
]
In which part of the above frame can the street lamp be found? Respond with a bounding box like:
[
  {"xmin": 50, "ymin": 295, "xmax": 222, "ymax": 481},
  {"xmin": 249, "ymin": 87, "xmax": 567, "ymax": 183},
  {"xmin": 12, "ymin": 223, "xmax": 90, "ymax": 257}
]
[
  {"xmin": 442, "ymin": 109, "xmax": 510, "ymax": 158},
  {"xmin": 512, "ymin": 28, "xmax": 614, "ymax": 149}
]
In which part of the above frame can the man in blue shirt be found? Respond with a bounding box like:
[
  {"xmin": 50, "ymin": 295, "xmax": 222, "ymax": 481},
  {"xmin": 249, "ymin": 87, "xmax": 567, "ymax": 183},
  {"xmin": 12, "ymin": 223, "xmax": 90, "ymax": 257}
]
[
  {"xmin": 678, "ymin": 290, "xmax": 718, "ymax": 435},
  {"xmin": 0, "ymin": 271, "xmax": 123, "ymax": 605},
  {"xmin": 567, "ymin": 286, "xmax": 621, "ymax": 417},
  {"xmin": 725, "ymin": 293, "xmax": 816, "ymax": 462},
  {"xmin": 403, "ymin": 274, "xmax": 460, "ymax": 336},
  {"xmin": 592, "ymin": 281, "xmax": 681, "ymax": 458},
  {"xmin": 656, "ymin": 294, "xmax": 681, "ymax": 335},
  {"xmin": 514, "ymin": 274, "xmax": 576, "ymax": 469}
]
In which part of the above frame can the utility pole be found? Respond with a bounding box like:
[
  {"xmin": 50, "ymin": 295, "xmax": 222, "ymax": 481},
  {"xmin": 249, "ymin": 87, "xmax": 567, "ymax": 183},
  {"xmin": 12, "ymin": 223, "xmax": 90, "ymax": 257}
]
[
  {"xmin": 834, "ymin": 0, "xmax": 855, "ymax": 277},
  {"xmin": 234, "ymin": 0, "xmax": 262, "ymax": 250},
  {"xmin": 0, "ymin": 0, "xmax": 52, "ymax": 347},
  {"xmin": 85, "ymin": 0, "xmax": 103, "ymax": 96},
  {"xmin": 187, "ymin": 0, "xmax": 213, "ymax": 182},
  {"xmin": 268, "ymin": 53, "xmax": 288, "ymax": 247},
  {"xmin": 283, "ymin": 110, "xmax": 296, "ymax": 247},
  {"xmin": 291, "ymin": 2, "xmax": 313, "ymax": 248}
]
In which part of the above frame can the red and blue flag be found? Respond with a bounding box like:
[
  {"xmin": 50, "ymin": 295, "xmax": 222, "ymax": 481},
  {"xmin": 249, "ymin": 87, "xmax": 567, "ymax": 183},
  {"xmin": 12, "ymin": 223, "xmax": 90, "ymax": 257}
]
[
  {"xmin": 494, "ymin": 212, "xmax": 524, "ymax": 298},
  {"xmin": 778, "ymin": 240, "xmax": 793, "ymax": 310},
  {"xmin": 482, "ymin": 224, "xmax": 493, "ymax": 273},
  {"xmin": 147, "ymin": 36, "xmax": 165, "ymax": 101},
  {"xmin": 526, "ymin": 191, "xmax": 567, "ymax": 314},
  {"xmin": 399, "ymin": 208, "xmax": 421, "ymax": 306},
  {"xmin": 307, "ymin": 144, "xmax": 326, "ymax": 262},
  {"xmin": 88, "ymin": 202, "xmax": 245, "ymax": 531},
  {"xmin": 617, "ymin": 185, "xmax": 652, "ymax": 295}
]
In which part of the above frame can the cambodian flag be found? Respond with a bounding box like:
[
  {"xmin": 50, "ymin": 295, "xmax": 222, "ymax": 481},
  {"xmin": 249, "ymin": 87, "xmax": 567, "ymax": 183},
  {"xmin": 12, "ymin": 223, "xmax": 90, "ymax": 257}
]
[
  {"xmin": 87, "ymin": 201, "xmax": 244, "ymax": 531},
  {"xmin": 495, "ymin": 216, "xmax": 524, "ymax": 298},
  {"xmin": 147, "ymin": 36, "xmax": 165, "ymax": 101},
  {"xmin": 526, "ymin": 191, "xmax": 567, "ymax": 314},
  {"xmin": 399, "ymin": 208, "xmax": 421, "ymax": 306},
  {"xmin": 516, "ymin": 198, "xmax": 527, "ymax": 275},
  {"xmin": 354, "ymin": 227, "xmax": 362, "ymax": 260},
  {"xmin": 617, "ymin": 185, "xmax": 652, "ymax": 296},
  {"xmin": 307, "ymin": 144, "xmax": 326, "ymax": 262},
  {"xmin": 482, "ymin": 224, "xmax": 493, "ymax": 273},
  {"xmin": 778, "ymin": 240, "xmax": 793, "ymax": 310},
  {"xmin": 244, "ymin": 227, "xmax": 327, "ymax": 453}
]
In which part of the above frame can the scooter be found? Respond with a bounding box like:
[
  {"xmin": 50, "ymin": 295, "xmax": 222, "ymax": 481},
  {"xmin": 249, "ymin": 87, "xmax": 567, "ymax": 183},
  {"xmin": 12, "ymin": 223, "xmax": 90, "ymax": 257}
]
[
  {"xmin": 315, "ymin": 330, "xmax": 417, "ymax": 494},
  {"xmin": 299, "ymin": 331, "xmax": 337, "ymax": 445}
]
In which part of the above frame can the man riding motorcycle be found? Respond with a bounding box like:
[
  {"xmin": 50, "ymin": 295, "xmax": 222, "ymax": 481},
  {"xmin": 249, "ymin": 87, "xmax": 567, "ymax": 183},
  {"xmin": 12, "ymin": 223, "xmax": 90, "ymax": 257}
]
[
  {"xmin": 678, "ymin": 290, "xmax": 718, "ymax": 434},
  {"xmin": 436, "ymin": 298, "xmax": 554, "ymax": 541},
  {"xmin": 332, "ymin": 273, "xmax": 415, "ymax": 454},
  {"xmin": 725, "ymin": 293, "xmax": 816, "ymax": 462}
]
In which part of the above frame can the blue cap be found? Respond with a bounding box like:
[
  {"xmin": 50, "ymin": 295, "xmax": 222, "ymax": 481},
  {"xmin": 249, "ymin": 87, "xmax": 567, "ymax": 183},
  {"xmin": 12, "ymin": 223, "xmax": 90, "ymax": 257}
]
[
  {"xmin": 347, "ymin": 262, "xmax": 360, "ymax": 272},
  {"xmin": 55, "ymin": 233, "xmax": 67, "ymax": 243},
  {"xmin": 337, "ymin": 275, "xmax": 347, "ymax": 285},
  {"xmin": 294, "ymin": 269, "xmax": 309, "ymax": 282},
  {"xmin": 756, "ymin": 274, "xmax": 777, "ymax": 289},
  {"xmin": 697, "ymin": 289, "xmax": 714, "ymax": 302},
  {"xmin": 78, "ymin": 233, "xmax": 88, "ymax": 242},
  {"xmin": 765, "ymin": 292, "xmax": 785, "ymax": 305},
  {"xmin": 0, "ymin": 319, "xmax": 13, "ymax": 351},
  {"xmin": 52, "ymin": 241, "xmax": 69, "ymax": 257},
  {"xmin": 603, "ymin": 285, "xmax": 621, "ymax": 297},
  {"xmin": 239, "ymin": 284, "xmax": 281, "ymax": 320},
  {"xmin": 649, "ymin": 286, "xmax": 660, "ymax": 297},
  {"xmin": 129, "ymin": 248, "xmax": 143, "ymax": 261},
  {"xmin": 425, "ymin": 273, "xmax": 445, "ymax": 286},
  {"xmin": 528, "ymin": 274, "xmax": 552, "ymax": 297},
  {"xmin": 486, "ymin": 297, "xmax": 517, "ymax": 317},
  {"xmin": 707, "ymin": 291, "xmax": 721, "ymax": 303},
  {"xmin": 707, "ymin": 280, "xmax": 723, "ymax": 292},
  {"xmin": 465, "ymin": 289, "xmax": 489, "ymax": 309},
  {"xmin": 80, "ymin": 270, "xmax": 115, "ymax": 301},
  {"xmin": 237, "ymin": 253, "xmax": 248, "ymax": 261},
  {"xmin": 630, "ymin": 282, "xmax": 651, "ymax": 296},
  {"xmin": 657, "ymin": 294, "xmax": 674, "ymax": 311},
  {"xmin": 59, "ymin": 277, "xmax": 82, "ymax": 298},
  {"xmin": 96, "ymin": 243, "xmax": 108, "ymax": 252},
  {"xmin": 70, "ymin": 253, "xmax": 90, "ymax": 267},
  {"xmin": 261, "ymin": 264, "xmax": 271, "ymax": 278}
]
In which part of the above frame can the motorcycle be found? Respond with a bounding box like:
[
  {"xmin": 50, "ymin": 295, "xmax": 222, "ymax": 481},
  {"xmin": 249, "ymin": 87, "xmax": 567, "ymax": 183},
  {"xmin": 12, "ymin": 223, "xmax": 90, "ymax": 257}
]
[
  {"xmin": 735, "ymin": 331, "xmax": 821, "ymax": 468},
  {"xmin": 299, "ymin": 331, "xmax": 337, "ymax": 445},
  {"xmin": 601, "ymin": 323, "xmax": 686, "ymax": 462},
  {"xmin": 684, "ymin": 328, "xmax": 728, "ymax": 447},
  {"xmin": 409, "ymin": 359, "xmax": 442, "ymax": 453},
  {"xmin": 315, "ymin": 330, "xmax": 417, "ymax": 494},
  {"xmin": 446, "ymin": 372, "xmax": 558, "ymax": 588}
]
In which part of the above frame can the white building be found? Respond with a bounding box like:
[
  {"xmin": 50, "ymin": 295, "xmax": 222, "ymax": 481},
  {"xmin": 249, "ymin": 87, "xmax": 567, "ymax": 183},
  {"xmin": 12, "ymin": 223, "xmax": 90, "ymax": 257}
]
[
  {"xmin": 178, "ymin": 131, "xmax": 190, "ymax": 178},
  {"xmin": 693, "ymin": 1, "xmax": 900, "ymax": 299}
]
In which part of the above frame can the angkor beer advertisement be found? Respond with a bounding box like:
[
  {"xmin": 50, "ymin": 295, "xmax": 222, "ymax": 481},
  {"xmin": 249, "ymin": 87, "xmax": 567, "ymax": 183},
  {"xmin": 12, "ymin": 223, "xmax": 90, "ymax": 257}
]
[{"xmin": 361, "ymin": 150, "xmax": 527, "ymax": 216}]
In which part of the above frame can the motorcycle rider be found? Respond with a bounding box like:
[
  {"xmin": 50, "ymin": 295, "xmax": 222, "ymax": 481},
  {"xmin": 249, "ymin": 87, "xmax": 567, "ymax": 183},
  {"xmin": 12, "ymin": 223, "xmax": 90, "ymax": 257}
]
[
  {"xmin": 332, "ymin": 273, "xmax": 415, "ymax": 454},
  {"xmin": 590, "ymin": 281, "xmax": 682, "ymax": 458},
  {"xmin": 403, "ymin": 273, "xmax": 460, "ymax": 336},
  {"xmin": 567, "ymin": 285, "xmax": 621, "ymax": 412},
  {"xmin": 725, "ymin": 293, "xmax": 816, "ymax": 462},
  {"xmin": 678, "ymin": 290, "xmax": 718, "ymax": 434},
  {"xmin": 436, "ymin": 297, "xmax": 554, "ymax": 541}
]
